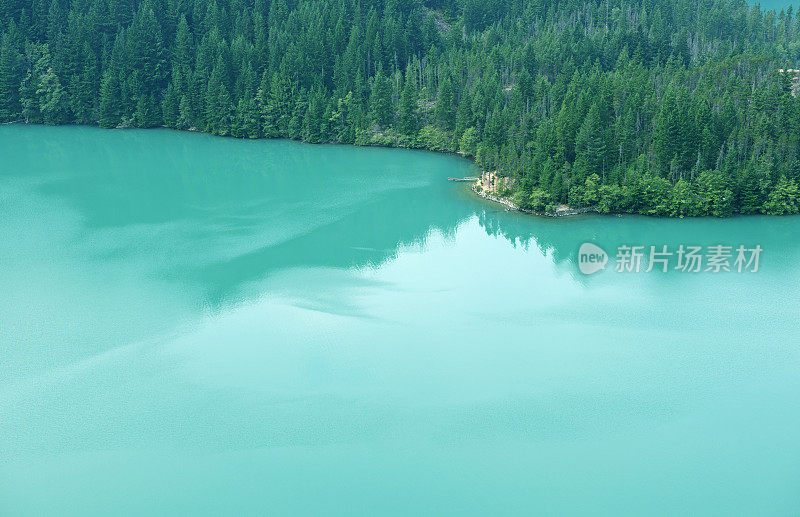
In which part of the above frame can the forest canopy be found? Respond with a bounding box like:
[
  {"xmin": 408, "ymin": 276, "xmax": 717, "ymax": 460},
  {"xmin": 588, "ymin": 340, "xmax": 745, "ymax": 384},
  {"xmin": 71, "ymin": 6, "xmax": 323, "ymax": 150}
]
[{"xmin": 1, "ymin": 0, "xmax": 800, "ymax": 216}]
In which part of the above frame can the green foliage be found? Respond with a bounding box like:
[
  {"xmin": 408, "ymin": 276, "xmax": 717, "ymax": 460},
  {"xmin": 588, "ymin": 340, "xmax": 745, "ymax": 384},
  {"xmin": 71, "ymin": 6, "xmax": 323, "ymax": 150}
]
[
  {"xmin": 582, "ymin": 174, "xmax": 601, "ymax": 206},
  {"xmin": 763, "ymin": 176, "xmax": 800, "ymax": 215},
  {"xmin": 597, "ymin": 184, "xmax": 632, "ymax": 214},
  {"xmin": 0, "ymin": 0, "xmax": 799, "ymax": 216},
  {"xmin": 370, "ymin": 67, "xmax": 393, "ymax": 128},
  {"xmin": 459, "ymin": 127, "xmax": 479, "ymax": 156},
  {"xmin": 635, "ymin": 175, "xmax": 673, "ymax": 217},
  {"xmin": 669, "ymin": 179, "xmax": 701, "ymax": 218},
  {"xmin": 696, "ymin": 169, "xmax": 735, "ymax": 217},
  {"xmin": 417, "ymin": 124, "xmax": 451, "ymax": 152},
  {"xmin": 513, "ymin": 188, "xmax": 551, "ymax": 212},
  {"xmin": 36, "ymin": 63, "xmax": 68, "ymax": 124},
  {"xmin": 398, "ymin": 68, "xmax": 419, "ymax": 135},
  {"xmin": 435, "ymin": 76, "xmax": 455, "ymax": 130},
  {"xmin": 162, "ymin": 83, "xmax": 179, "ymax": 128},
  {"xmin": 98, "ymin": 70, "xmax": 121, "ymax": 128},
  {"xmin": 0, "ymin": 33, "xmax": 22, "ymax": 120}
]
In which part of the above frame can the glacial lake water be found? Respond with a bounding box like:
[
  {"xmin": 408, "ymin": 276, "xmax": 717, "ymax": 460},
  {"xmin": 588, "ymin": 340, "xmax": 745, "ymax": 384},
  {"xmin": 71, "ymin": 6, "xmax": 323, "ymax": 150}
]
[
  {"xmin": 758, "ymin": 0, "xmax": 797, "ymax": 10},
  {"xmin": 1, "ymin": 125, "xmax": 798, "ymax": 515}
]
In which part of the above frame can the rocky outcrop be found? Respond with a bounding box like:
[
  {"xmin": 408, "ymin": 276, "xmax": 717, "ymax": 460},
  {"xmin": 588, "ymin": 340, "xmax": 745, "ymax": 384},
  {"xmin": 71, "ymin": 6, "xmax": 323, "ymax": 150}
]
[
  {"xmin": 551, "ymin": 205, "xmax": 598, "ymax": 217},
  {"xmin": 474, "ymin": 170, "xmax": 513, "ymax": 197},
  {"xmin": 472, "ymin": 170, "xmax": 598, "ymax": 217},
  {"xmin": 779, "ymin": 69, "xmax": 800, "ymax": 97}
]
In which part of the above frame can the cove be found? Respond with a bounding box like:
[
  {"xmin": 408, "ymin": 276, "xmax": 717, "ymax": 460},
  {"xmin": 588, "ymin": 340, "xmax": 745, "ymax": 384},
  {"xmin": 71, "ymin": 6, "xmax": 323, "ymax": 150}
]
[{"xmin": 1, "ymin": 125, "xmax": 799, "ymax": 515}]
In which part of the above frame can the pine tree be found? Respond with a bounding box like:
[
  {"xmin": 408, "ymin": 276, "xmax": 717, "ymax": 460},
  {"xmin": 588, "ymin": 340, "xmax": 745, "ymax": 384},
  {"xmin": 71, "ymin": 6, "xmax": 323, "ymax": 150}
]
[
  {"xmin": 162, "ymin": 82, "xmax": 179, "ymax": 128},
  {"xmin": 303, "ymin": 86, "xmax": 326, "ymax": 143},
  {"xmin": 739, "ymin": 167, "xmax": 767, "ymax": 215},
  {"xmin": 70, "ymin": 42, "xmax": 99, "ymax": 124},
  {"xmin": 398, "ymin": 68, "xmax": 418, "ymax": 135},
  {"xmin": 127, "ymin": 4, "xmax": 167, "ymax": 97},
  {"xmin": 0, "ymin": 34, "xmax": 21, "ymax": 121},
  {"xmin": 435, "ymin": 76, "xmax": 455, "ymax": 130},
  {"xmin": 46, "ymin": 0, "xmax": 64, "ymax": 43},
  {"xmin": 205, "ymin": 60, "xmax": 223, "ymax": 133},
  {"xmin": 173, "ymin": 15, "xmax": 193, "ymax": 80},
  {"xmin": 653, "ymin": 85, "xmax": 682, "ymax": 173},
  {"xmin": 98, "ymin": 69, "xmax": 122, "ymax": 128},
  {"xmin": 215, "ymin": 83, "xmax": 233, "ymax": 136},
  {"xmin": 233, "ymin": 94, "xmax": 260, "ymax": 138},
  {"xmin": 177, "ymin": 95, "xmax": 193, "ymax": 130},
  {"xmin": 370, "ymin": 66, "xmax": 393, "ymax": 128},
  {"xmin": 574, "ymin": 104, "xmax": 606, "ymax": 181}
]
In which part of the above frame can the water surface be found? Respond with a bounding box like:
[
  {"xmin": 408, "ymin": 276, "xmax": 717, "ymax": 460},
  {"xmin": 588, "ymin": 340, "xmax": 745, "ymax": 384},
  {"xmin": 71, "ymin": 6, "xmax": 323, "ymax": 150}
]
[{"xmin": 1, "ymin": 125, "xmax": 799, "ymax": 515}]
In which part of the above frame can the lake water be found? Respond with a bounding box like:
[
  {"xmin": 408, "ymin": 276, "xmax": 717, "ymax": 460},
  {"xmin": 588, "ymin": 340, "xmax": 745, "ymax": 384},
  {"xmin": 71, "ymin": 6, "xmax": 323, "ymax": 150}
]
[
  {"xmin": 1, "ymin": 125, "xmax": 798, "ymax": 515},
  {"xmin": 758, "ymin": 0, "xmax": 797, "ymax": 10}
]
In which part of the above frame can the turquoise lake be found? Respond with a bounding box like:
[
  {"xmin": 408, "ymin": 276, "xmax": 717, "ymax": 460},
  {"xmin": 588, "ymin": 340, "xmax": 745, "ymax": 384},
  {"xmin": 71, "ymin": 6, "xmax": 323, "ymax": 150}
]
[
  {"xmin": 758, "ymin": 0, "xmax": 797, "ymax": 10},
  {"xmin": 1, "ymin": 125, "xmax": 799, "ymax": 515},
  {"xmin": 743, "ymin": 0, "xmax": 798, "ymax": 17}
]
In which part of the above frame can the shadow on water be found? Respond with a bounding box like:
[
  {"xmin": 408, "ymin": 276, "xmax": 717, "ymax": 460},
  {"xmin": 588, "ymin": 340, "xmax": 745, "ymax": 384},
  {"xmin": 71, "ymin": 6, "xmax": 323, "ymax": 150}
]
[
  {"xmin": 194, "ymin": 181, "xmax": 475, "ymax": 305},
  {"xmin": 2, "ymin": 126, "xmax": 478, "ymax": 308},
  {"xmin": 4, "ymin": 124, "xmax": 800, "ymax": 311},
  {"xmin": 476, "ymin": 205, "xmax": 800, "ymax": 275}
]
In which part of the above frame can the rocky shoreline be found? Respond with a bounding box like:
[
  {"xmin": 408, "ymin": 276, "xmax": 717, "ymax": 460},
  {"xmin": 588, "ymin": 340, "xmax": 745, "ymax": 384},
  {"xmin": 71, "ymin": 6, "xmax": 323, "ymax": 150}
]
[{"xmin": 472, "ymin": 170, "xmax": 597, "ymax": 217}]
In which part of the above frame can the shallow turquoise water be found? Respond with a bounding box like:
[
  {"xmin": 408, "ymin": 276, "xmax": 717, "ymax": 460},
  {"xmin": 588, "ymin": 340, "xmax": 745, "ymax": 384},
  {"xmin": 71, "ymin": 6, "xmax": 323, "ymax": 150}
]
[{"xmin": 1, "ymin": 125, "xmax": 799, "ymax": 515}]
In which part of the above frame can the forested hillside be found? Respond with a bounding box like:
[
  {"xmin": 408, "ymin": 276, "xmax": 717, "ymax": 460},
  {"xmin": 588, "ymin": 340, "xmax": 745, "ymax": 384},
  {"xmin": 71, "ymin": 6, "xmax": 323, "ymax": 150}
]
[{"xmin": 1, "ymin": 0, "xmax": 800, "ymax": 215}]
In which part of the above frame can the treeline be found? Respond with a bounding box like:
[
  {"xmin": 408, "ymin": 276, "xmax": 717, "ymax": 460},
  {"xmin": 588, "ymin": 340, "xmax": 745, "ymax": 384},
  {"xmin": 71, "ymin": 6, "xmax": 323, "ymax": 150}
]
[{"xmin": 1, "ymin": 0, "xmax": 800, "ymax": 216}]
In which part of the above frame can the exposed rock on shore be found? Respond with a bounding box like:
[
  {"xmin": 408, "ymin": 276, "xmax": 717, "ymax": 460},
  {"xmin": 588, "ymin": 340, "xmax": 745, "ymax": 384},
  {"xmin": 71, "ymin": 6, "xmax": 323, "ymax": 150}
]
[{"xmin": 473, "ymin": 170, "xmax": 597, "ymax": 217}]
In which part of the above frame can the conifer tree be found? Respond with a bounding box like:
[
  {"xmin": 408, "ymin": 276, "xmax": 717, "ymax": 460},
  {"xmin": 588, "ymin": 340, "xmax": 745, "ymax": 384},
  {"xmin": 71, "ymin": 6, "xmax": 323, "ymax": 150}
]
[
  {"xmin": 435, "ymin": 75, "xmax": 455, "ymax": 130},
  {"xmin": 370, "ymin": 65, "xmax": 393, "ymax": 128},
  {"xmin": 98, "ymin": 69, "xmax": 122, "ymax": 128},
  {"xmin": 398, "ymin": 68, "xmax": 418, "ymax": 135},
  {"xmin": 0, "ymin": 33, "xmax": 21, "ymax": 121}
]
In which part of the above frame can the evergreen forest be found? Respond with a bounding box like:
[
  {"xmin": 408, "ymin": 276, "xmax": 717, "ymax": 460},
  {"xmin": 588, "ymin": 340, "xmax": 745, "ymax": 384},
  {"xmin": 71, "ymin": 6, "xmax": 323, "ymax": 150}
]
[{"xmin": 2, "ymin": 0, "xmax": 800, "ymax": 215}]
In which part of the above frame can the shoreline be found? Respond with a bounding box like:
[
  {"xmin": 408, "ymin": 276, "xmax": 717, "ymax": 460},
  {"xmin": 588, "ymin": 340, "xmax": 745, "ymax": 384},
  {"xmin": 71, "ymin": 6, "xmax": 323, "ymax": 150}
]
[
  {"xmin": 471, "ymin": 170, "xmax": 598, "ymax": 218},
  {"xmin": 3, "ymin": 122, "xmax": 785, "ymax": 219},
  {"xmin": 471, "ymin": 184, "xmax": 598, "ymax": 217},
  {"xmin": 3, "ymin": 120, "xmax": 597, "ymax": 218}
]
